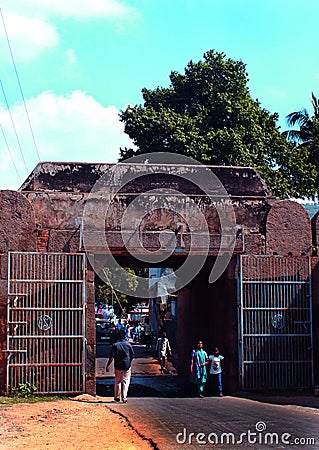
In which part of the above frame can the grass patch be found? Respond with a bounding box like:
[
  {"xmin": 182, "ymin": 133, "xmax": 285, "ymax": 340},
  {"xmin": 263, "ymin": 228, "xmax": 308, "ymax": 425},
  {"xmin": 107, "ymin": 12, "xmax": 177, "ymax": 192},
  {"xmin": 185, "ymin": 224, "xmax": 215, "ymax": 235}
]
[{"xmin": 0, "ymin": 394, "xmax": 68, "ymax": 406}]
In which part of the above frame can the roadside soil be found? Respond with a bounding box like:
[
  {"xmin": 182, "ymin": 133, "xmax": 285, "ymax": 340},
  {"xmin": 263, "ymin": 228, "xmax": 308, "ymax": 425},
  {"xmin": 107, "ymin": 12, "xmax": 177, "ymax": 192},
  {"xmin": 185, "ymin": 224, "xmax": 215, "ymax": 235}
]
[
  {"xmin": 0, "ymin": 345, "xmax": 174, "ymax": 449},
  {"xmin": 0, "ymin": 397, "xmax": 155, "ymax": 450}
]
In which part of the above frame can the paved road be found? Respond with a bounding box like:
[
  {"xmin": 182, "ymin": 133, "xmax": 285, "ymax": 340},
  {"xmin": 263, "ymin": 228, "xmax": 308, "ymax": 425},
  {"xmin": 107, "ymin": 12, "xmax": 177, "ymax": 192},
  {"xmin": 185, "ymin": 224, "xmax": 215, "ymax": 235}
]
[
  {"xmin": 108, "ymin": 396, "xmax": 319, "ymax": 449},
  {"xmin": 96, "ymin": 342, "xmax": 319, "ymax": 449}
]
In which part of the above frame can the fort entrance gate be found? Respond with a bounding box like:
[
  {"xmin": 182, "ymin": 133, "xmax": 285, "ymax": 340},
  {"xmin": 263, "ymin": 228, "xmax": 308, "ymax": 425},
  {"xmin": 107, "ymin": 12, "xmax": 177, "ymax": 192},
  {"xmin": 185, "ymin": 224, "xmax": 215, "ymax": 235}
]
[
  {"xmin": 0, "ymin": 161, "xmax": 318, "ymax": 395},
  {"xmin": 5, "ymin": 252, "xmax": 315, "ymax": 394},
  {"xmin": 238, "ymin": 255, "xmax": 313, "ymax": 390},
  {"xmin": 6, "ymin": 252, "xmax": 86, "ymax": 394}
]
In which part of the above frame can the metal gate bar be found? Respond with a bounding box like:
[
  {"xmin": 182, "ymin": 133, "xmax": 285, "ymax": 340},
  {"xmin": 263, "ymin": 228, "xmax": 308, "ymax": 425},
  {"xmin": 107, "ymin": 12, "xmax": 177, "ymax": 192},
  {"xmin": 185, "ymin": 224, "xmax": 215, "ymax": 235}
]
[
  {"xmin": 238, "ymin": 255, "xmax": 313, "ymax": 390},
  {"xmin": 6, "ymin": 252, "xmax": 86, "ymax": 394}
]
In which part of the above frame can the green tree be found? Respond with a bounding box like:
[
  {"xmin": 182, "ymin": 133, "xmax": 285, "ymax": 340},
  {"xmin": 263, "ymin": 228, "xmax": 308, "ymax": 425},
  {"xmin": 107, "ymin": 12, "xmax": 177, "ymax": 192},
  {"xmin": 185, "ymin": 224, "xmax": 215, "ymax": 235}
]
[
  {"xmin": 119, "ymin": 50, "xmax": 300, "ymax": 197},
  {"xmin": 283, "ymin": 93, "xmax": 319, "ymax": 198},
  {"xmin": 95, "ymin": 267, "xmax": 139, "ymax": 317},
  {"xmin": 95, "ymin": 267, "xmax": 149, "ymax": 317}
]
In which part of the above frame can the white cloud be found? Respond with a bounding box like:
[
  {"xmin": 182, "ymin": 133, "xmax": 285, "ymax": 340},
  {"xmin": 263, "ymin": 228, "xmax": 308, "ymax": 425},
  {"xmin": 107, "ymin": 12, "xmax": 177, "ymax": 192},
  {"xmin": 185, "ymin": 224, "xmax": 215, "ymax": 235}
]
[
  {"xmin": 0, "ymin": 0, "xmax": 139, "ymax": 62},
  {"xmin": 2, "ymin": 0, "xmax": 139, "ymax": 21},
  {"xmin": 0, "ymin": 12, "xmax": 59, "ymax": 62},
  {"xmin": 0, "ymin": 90, "xmax": 135, "ymax": 190},
  {"xmin": 65, "ymin": 49, "xmax": 77, "ymax": 65}
]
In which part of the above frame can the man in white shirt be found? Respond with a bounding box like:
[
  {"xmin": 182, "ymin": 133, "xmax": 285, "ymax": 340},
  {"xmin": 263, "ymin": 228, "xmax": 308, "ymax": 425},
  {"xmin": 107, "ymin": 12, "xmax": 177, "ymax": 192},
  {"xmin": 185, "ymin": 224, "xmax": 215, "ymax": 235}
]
[{"xmin": 156, "ymin": 331, "xmax": 172, "ymax": 374}]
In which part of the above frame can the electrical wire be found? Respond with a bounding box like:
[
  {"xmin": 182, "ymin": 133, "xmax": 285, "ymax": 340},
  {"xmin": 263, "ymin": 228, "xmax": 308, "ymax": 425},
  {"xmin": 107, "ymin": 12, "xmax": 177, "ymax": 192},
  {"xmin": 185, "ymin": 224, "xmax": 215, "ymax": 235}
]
[
  {"xmin": 102, "ymin": 268, "xmax": 127, "ymax": 318},
  {"xmin": 0, "ymin": 8, "xmax": 41, "ymax": 162},
  {"xmin": 0, "ymin": 79, "xmax": 28, "ymax": 173},
  {"xmin": 0, "ymin": 118, "xmax": 22, "ymax": 182}
]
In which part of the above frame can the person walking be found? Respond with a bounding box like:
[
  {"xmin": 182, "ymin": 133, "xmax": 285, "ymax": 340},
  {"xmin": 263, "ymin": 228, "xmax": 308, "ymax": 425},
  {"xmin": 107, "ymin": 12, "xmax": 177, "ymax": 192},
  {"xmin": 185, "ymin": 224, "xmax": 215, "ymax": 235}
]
[
  {"xmin": 207, "ymin": 346, "xmax": 225, "ymax": 397},
  {"xmin": 142, "ymin": 317, "xmax": 152, "ymax": 348},
  {"xmin": 190, "ymin": 340, "xmax": 208, "ymax": 398},
  {"xmin": 156, "ymin": 331, "xmax": 172, "ymax": 374},
  {"xmin": 125, "ymin": 323, "xmax": 131, "ymax": 341},
  {"xmin": 133, "ymin": 323, "xmax": 141, "ymax": 342},
  {"xmin": 105, "ymin": 329, "xmax": 134, "ymax": 403}
]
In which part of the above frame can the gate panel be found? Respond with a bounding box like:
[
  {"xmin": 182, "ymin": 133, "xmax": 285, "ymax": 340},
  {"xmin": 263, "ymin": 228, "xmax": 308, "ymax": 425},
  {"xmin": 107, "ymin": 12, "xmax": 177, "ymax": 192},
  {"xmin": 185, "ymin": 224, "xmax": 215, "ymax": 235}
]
[
  {"xmin": 238, "ymin": 255, "xmax": 313, "ymax": 390},
  {"xmin": 6, "ymin": 252, "xmax": 86, "ymax": 394}
]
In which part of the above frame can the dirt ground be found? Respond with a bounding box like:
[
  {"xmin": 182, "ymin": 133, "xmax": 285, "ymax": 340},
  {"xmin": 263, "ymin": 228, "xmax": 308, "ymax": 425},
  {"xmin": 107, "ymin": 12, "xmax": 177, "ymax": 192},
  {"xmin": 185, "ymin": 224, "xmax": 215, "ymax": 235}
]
[{"xmin": 0, "ymin": 396, "xmax": 155, "ymax": 450}]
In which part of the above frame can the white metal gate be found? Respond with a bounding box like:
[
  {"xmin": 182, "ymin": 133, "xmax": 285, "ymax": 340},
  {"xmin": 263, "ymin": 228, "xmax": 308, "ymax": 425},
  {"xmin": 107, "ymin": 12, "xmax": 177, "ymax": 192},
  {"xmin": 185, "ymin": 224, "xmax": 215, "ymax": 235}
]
[
  {"xmin": 6, "ymin": 252, "xmax": 86, "ymax": 394},
  {"xmin": 238, "ymin": 255, "xmax": 313, "ymax": 390}
]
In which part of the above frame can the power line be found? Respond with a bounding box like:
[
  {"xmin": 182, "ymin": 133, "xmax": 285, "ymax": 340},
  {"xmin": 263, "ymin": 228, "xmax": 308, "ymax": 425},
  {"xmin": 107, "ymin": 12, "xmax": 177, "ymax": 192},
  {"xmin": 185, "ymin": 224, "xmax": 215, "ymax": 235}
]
[
  {"xmin": 0, "ymin": 118, "xmax": 22, "ymax": 182},
  {"xmin": 0, "ymin": 79, "xmax": 28, "ymax": 173},
  {"xmin": 0, "ymin": 8, "xmax": 41, "ymax": 162},
  {"xmin": 102, "ymin": 268, "xmax": 127, "ymax": 318}
]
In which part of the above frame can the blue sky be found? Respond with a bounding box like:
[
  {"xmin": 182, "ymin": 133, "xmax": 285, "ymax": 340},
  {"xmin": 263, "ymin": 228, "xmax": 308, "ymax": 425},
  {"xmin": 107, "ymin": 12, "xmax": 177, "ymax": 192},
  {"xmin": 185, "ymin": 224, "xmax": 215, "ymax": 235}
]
[{"xmin": 0, "ymin": 0, "xmax": 318, "ymax": 190}]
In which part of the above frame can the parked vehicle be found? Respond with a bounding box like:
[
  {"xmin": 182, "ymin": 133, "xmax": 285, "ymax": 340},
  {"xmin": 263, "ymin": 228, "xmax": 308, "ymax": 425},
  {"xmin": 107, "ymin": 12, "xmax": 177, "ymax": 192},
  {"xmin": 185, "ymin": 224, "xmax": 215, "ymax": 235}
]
[{"xmin": 95, "ymin": 314, "xmax": 113, "ymax": 342}]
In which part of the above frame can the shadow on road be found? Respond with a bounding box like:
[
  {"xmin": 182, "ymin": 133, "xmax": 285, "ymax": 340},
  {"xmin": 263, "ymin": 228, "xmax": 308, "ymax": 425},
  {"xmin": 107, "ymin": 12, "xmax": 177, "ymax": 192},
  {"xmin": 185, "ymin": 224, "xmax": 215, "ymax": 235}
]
[
  {"xmin": 96, "ymin": 342, "xmax": 319, "ymax": 407},
  {"xmin": 96, "ymin": 374, "xmax": 193, "ymax": 398},
  {"xmin": 96, "ymin": 341, "xmax": 193, "ymax": 398}
]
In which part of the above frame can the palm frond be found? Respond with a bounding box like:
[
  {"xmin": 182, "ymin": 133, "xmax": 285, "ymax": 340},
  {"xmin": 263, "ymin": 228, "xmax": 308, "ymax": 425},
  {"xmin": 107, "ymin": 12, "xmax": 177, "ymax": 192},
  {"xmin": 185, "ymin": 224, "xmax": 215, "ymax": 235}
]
[
  {"xmin": 282, "ymin": 129, "xmax": 303, "ymax": 142},
  {"xmin": 311, "ymin": 92, "xmax": 319, "ymax": 118},
  {"xmin": 286, "ymin": 109, "xmax": 310, "ymax": 127}
]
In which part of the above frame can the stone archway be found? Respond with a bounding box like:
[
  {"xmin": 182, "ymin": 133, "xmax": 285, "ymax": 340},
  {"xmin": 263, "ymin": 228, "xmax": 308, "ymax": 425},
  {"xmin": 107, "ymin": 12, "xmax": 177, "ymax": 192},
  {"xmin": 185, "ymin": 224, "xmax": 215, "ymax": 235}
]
[{"xmin": 0, "ymin": 162, "xmax": 318, "ymax": 394}]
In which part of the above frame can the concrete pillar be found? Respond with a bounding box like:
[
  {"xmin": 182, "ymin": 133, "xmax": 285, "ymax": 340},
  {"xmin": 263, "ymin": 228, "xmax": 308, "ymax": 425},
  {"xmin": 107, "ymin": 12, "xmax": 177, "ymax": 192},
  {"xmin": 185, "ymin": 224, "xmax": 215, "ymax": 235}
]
[{"xmin": 85, "ymin": 258, "xmax": 96, "ymax": 396}]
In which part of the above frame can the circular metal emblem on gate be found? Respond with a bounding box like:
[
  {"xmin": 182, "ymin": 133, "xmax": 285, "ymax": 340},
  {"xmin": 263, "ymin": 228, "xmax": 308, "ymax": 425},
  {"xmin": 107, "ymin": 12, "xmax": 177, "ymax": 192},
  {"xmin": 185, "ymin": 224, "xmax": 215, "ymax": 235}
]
[
  {"xmin": 38, "ymin": 315, "xmax": 53, "ymax": 331},
  {"xmin": 271, "ymin": 313, "xmax": 286, "ymax": 330}
]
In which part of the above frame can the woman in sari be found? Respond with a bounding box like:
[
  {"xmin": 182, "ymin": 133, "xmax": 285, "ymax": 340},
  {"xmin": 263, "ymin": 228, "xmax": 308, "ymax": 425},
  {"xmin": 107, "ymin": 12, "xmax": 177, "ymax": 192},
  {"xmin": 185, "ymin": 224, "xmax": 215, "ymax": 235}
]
[{"xmin": 190, "ymin": 340, "xmax": 208, "ymax": 397}]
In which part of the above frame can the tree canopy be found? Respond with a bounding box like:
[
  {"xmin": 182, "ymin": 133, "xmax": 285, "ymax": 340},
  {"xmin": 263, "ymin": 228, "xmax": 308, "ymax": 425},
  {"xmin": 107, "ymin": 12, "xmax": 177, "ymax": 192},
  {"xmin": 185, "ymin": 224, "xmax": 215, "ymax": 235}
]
[
  {"xmin": 119, "ymin": 50, "xmax": 314, "ymax": 198},
  {"xmin": 95, "ymin": 267, "xmax": 149, "ymax": 317}
]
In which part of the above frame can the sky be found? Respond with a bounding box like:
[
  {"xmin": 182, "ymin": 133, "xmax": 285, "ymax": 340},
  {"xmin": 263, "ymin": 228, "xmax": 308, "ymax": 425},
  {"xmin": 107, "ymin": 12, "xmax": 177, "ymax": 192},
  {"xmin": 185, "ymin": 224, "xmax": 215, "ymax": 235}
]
[{"xmin": 0, "ymin": 0, "xmax": 319, "ymax": 190}]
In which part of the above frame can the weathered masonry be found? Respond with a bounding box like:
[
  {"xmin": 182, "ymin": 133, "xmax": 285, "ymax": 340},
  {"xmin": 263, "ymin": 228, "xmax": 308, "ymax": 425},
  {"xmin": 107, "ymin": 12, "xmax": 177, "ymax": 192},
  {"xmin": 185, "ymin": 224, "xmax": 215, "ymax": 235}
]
[{"xmin": 0, "ymin": 162, "xmax": 318, "ymax": 395}]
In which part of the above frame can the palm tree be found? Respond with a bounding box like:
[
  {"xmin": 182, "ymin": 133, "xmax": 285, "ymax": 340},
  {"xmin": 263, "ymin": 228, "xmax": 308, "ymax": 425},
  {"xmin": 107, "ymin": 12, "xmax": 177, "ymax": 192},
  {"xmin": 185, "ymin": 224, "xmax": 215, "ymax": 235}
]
[
  {"xmin": 283, "ymin": 93, "xmax": 319, "ymax": 200},
  {"xmin": 283, "ymin": 92, "xmax": 319, "ymax": 144}
]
